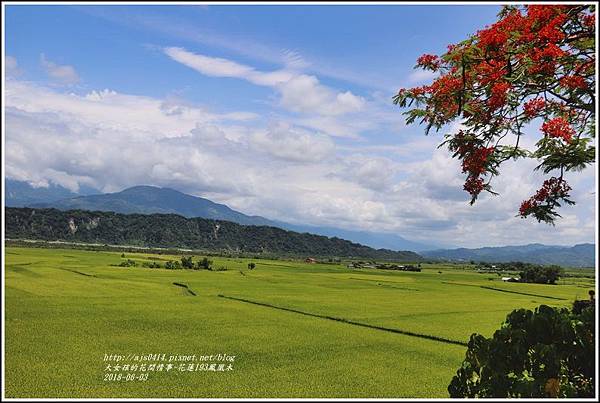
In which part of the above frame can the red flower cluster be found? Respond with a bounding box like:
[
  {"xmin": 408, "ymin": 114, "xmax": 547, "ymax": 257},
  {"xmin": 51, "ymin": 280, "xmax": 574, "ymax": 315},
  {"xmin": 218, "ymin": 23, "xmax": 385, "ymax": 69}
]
[
  {"xmin": 416, "ymin": 54, "xmax": 441, "ymax": 71},
  {"xmin": 529, "ymin": 44, "xmax": 568, "ymax": 75},
  {"xmin": 461, "ymin": 147, "xmax": 495, "ymax": 176},
  {"xmin": 523, "ymin": 98, "xmax": 545, "ymax": 117},
  {"xmin": 541, "ymin": 117, "xmax": 575, "ymax": 143},
  {"xmin": 475, "ymin": 60, "xmax": 506, "ymax": 86},
  {"xmin": 460, "ymin": 145, "xmax": 495, "ymax": 197},
  {"xmin": 478, "ymin": 26, "xmax": 510, "ymax": 51},
  {"xmin": 537, "ymin": 18, "xmax": 566, "ymax": 43},
  {"xmin": 477, "ymin": 9, "xmax": 525, "ymax": 51},
  {"xmin": 560, "ymin": 75, "xmax": 587, "ymax": 89},
  {"xmin": 583, "ymin": 13, "xmax": 595, "ymax": 28},
  {"xmin": 526, "ymin": 5, "xmax": 568, "ymax": 31},
  {"xmin": 487, "ymin": 82, "xmax": 511, "ymax": 110},
  {"xmin": 464, "ymin": 177, "xmax": 485, "ymax": 196},
  {"xmin": 428, "ymin": 74, "xmax": 463, "ymax": 120},
  {"xmin": 409, "ymin": 85, "xmax": 430, "ymax": 97},
  {"xmin": 519, "ymin": 177, "xmax": 572, "ymax": 216}
]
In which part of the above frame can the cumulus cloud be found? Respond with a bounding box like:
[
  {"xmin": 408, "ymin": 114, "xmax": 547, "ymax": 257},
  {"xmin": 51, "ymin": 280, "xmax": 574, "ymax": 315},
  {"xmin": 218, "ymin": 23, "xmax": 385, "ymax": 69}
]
[
  {"xmin": 40, "ymin": 54, "xmax": 80, "ymax": 85},
  {"xmin": 278, "ymin": 74, "xmax": 365, "ymax": 116},
  {"xmin": 334, "ymin": 155, "xmax": 399, "ymax": 191},
  {"xmin": 250, "ymin": 122, "xmax": 336, "ymax": 163},
  {"xmin": 4, "ymin": 79, "xmax": 595, "ymax": 248}
]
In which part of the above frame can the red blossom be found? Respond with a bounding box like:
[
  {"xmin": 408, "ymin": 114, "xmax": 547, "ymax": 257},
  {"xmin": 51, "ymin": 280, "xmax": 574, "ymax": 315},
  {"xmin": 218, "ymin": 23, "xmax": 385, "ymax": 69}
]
[
  {"xmin": 409, "ymin": 85, "xmax": 430, "ymax": 97},
  {"xmin": 461, "ymin": 147, "xmax": 495, "ymax": 176},
  {"xmin": 475, "ymin": 60, "xmax": 507, "ymax": 86},
  {"xmin": 487, "ymin": 81, "xmax": 511, "ymax": 110},
  {"xmin": 519, "ymin": 177, "xmax": 572, "ymax": 217},
  {"xmin": 523, "ymin": 98, "xmax": 545, "ymax": 117},
  {"xmin": 476, "ymin": 9, "xmax": 525, "ymax": 52},
  {"xmin": 416, "ymin": 54, "xmax": 441, "ymax": 70},
  {"xmin": 464, "ymin": 177, "xmax": 485, "ymax": 196},
  {"xmin": 541, "ymin": 117, "xmax": 575, "ymax": 143},
  {"xmin": 560, "ymin": 75, "xmax": 587, "ymax": 89},
  {"xmin": 529, "ymin": 44, "xmax": 568, "ymax": 75},
  {"xmin": 519, "ymin": 199, "xmax": 534, "ymax": 216}
]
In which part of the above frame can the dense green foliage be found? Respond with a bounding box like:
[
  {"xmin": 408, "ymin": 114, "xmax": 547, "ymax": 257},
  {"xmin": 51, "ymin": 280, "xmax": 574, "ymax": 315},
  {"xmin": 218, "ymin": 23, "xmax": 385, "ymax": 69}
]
[
  {"xmin": 6, "ymin": 246, "xmax": 593, "ymax": 398},
  {"xmin": 519, "ymin": 264, "xmax": 563, "ymax": 284},
  {"xmin": 5, "ymin": 207, "xmax": 422, "ymax": 261},
  {"xmin": 448, "ymin": 304, "xmax": 595, "ymax": 398}
]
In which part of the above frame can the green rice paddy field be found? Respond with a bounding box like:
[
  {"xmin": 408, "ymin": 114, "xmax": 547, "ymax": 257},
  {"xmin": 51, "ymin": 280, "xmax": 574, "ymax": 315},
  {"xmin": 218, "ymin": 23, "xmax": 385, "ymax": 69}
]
[{"xmin": 4, "ymin": 246, "xmax": 596, "ymax": 398}]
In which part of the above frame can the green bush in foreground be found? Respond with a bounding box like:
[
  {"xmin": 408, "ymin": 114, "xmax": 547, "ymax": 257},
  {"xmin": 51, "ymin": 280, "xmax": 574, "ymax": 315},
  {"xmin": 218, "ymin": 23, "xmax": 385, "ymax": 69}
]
[{"xmin": 449, "ymin": 304, "xmax": 595, "ymax": 398}]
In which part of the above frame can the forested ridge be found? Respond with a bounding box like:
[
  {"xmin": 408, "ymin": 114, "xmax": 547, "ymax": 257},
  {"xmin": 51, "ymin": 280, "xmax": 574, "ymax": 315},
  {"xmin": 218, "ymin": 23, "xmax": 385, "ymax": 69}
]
[{"xmin": 5, "ymin": 207, "xmax": 422, "ymax": 261}]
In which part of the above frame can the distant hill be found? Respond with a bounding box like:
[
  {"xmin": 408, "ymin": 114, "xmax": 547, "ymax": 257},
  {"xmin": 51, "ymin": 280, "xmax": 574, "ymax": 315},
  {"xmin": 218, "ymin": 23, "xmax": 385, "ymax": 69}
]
[
  {"xmin": 5, "ymin": 179, "xmax": 99, "ymax": 207},
  {"xmin": 422, "ymin": 243, "xmax": 596, "ymax": 268},
  {"xmin": 276, "ymin": 222, "xmax": 437, "ymax": 252},
  {"xmin": 5, "ymin": 207, "xmax": 423, "ymax": 261},
  {"xmin": 31, "ymin": 185, "xmax": 275, "ymax": 226},
  {"xmin": 20, "ymin": 183, "xmax": 437, "ymax": 251}
]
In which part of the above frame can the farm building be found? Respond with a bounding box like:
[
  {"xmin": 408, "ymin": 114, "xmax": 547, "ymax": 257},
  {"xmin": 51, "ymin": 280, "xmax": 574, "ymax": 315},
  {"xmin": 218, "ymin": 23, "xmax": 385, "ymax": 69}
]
[{"xmin": 305, "ymin": 257, "xmax": 316, "ymax": 264}]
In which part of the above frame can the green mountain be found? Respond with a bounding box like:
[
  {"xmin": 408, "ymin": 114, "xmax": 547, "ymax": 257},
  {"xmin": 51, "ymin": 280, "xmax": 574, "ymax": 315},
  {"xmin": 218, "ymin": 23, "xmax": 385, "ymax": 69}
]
[
  {"xmin": 5, "ymin": 207, "xmax": 423, "ymax": 261},
  {"xmin": 26, "ymin": 183, "xmax": 437, "ymax": 251},
  {"xmin": 31, "ymin": 185, "xmax": 275, "ymax": 226},
  {"xmin": 422, "ymin": 243, "xmax": 596, "ymax": 268}
]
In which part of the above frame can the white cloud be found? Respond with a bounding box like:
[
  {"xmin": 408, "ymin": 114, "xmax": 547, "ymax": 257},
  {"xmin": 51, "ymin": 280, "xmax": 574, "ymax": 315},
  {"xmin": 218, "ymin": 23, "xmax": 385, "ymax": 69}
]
[
  {"xmin": 334, "ymin": 155, "xmax": 399, "ymax": 191},
  {"xmin": 163, "ymin": 47, "xmax": 366, "ymax": 118},
  {"xmin": 4, "ymin": 79, "xmax": 595, "ymax": 248},
  {"xmin": 278, "ymin": 74, "xmax": 365, "ymax": 116},
  {"xmin": 250, "ymin": 122, "xmax": 335, "ymax": 163},
  {"xmin": 408, "ymin": 69, "xmax": 438, "ymax": 84},
  {"xmin": 40, "ymin": 54, "xmax": 80, "ymax": 85},
  {"xmin": 164, "ymin": 46, "xmax": 292, "ymax": 86}
]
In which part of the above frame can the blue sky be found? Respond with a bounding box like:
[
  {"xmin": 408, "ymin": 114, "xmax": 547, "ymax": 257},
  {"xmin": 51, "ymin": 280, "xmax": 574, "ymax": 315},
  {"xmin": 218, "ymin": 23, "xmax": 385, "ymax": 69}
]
[{"xmin": 4, "ymin": 4, "xmax": 596, "ymax": 247}]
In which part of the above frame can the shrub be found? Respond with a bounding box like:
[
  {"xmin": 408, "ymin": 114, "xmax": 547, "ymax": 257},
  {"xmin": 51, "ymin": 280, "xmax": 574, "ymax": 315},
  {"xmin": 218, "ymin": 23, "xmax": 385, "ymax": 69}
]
[
  {"xmin": 196, "ymin": 257, "xmax": 213, "ymax": 271},
  {"xmin": 181, "ymin": 256, "xmax": 194, "ymax": 269},
  {"xmin": 448, "ymin": 304, "xmax": 595, "ymax": 398},
  {"xmin": 165, "ymin": 260, "xmax": 182, "ymax": 270}
]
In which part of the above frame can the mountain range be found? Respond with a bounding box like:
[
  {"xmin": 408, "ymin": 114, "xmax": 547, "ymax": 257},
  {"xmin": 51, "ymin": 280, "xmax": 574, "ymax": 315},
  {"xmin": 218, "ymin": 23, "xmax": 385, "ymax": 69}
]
[
  {"xmin": 5, "ymin": 180, "xmax": 595, "ymax": 267},
  {"xmin": 7, "ymin": 180, "xmax": 436, "ymax": 251},
  {"xmin": 422, "ymin": 243, "xmax": 595, "ymax": 268}
]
